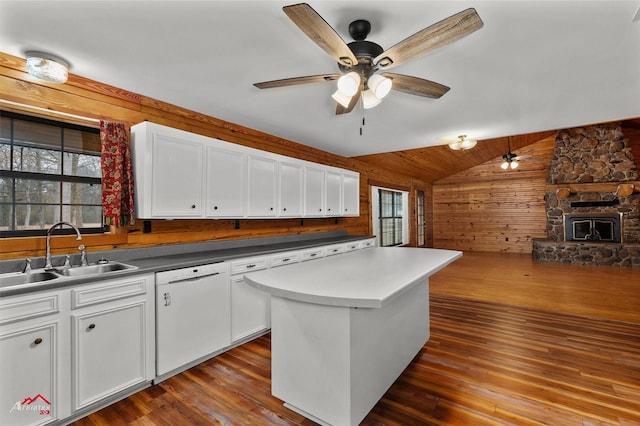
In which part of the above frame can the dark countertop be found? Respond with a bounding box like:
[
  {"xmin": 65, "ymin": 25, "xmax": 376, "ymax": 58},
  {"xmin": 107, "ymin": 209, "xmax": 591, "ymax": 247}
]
[{"xmin": 0, "ymin": 233, "xmax": 373, "ymax": 298}]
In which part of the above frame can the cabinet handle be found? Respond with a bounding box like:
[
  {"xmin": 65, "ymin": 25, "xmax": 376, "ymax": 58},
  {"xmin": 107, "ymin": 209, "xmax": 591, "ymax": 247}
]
[
  {"xmin": 34, "ymin": 338, "xmax": 43, "ymax": 345},
  {"xmin": 246, "ymin": 264, "xmax": 256, "ymax": 269},
  {"xmin": 88, "ymin": 323, "xmax": 96, "ymax": 330},
  {"xmin": 164, "ymin": 292, "xmax": 171, "ymax": 306},
  {"xmin": 309, "ymin": 253, "xmax": 317, "ymax": 257},
  {"xmin": 282, "ymin": 258, "xmax": 290, "ymax": 262}
]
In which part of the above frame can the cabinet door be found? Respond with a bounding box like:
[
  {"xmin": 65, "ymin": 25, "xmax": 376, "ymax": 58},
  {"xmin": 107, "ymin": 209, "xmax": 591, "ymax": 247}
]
[
  {"xmin": 206, "ymin": 146, "xmax": 246, "ymax": 217},
  {"xmin": 279, "ymin": 161, "xmax": 303, "ymax": 217},
  {"xmin": 231, "ymin": 276, "xmax": 270, "ymax": 342},
  {"xmin": 247, "ymin": 155, "xmax": 277, "ymax": 217},
  {"xmin": 151, "ymin": 134, "xmax": 204, "ymax": 217},
  {"xmin": 0, "ymin": 322, "xmax": 57, "ymax": 426},
  {"xmin": 72, "ymin": 302, "xmax": 147, "ymax": 411},
  {"xmin": 342, "ymin": 172, "xmax": 360, "ymax": 216},
  {"xmin": 325, "ymin": 170, "xmax": 342, "ymax": 216},
  {"xmin": 304, "ymin": 166, "xmax": 325, "ymax": 217}
]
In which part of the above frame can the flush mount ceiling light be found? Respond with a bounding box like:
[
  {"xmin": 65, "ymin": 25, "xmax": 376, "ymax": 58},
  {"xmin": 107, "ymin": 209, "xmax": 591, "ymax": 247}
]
[
  {"xmin": 448, "ymin": 135, "xmax": 477, "ymax": 150},
  {"xmin": 25, "ymin": 51, "xmax": 69, "ymax": 83}
]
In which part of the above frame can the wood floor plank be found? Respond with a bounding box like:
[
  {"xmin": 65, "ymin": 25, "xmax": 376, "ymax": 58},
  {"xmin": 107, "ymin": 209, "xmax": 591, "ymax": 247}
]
[{"xmin": 71, "ymin": 252, "xmax": 640, "ymax": 425}]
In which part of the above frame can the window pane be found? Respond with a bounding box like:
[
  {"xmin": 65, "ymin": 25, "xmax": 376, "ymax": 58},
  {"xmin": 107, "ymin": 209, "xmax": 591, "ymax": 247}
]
[
  {"xmin": 15, "ymin": 204, "xmax": 61, "ymax": 231},
  {"xmin": 0, "ymin": 203, "xmax": 11, "ymax": 231},
  {"xmin": 63, "ymin": 151, "xmax": 101, "ymax": 177},
  {"xmin": 62, "ymin": 205, "xmax": 102, "ymax": 228},
  {"xmin": 16, "ymin": 178, "xmax": 60, "ymax": 204},
  {"xmin": 62, "ymin": 182, "xmax": 101, "ymax": 205},
  {"xmin": 13, "ymin": 119, "xmax": 62, "ymax": 150},
  {"xmin": 64, "ymin": 128, "xmax": 101, "ymax": 155},
  {"xmin": 12, "ymin": 145, "xmax": 61, "ymax": 174},
  {"xmin": 0, "ymin": 176, "xmax": 11, "ymax": 203},
  {"xmin": 0, "ymin": 116, "xmax": 10, "ymax": 170}
]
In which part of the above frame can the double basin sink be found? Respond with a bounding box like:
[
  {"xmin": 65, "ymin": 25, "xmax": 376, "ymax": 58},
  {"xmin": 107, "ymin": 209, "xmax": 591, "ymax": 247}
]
[{"xmin": 0, "ymin": 262, "xmax": 137, "ymax": 289}]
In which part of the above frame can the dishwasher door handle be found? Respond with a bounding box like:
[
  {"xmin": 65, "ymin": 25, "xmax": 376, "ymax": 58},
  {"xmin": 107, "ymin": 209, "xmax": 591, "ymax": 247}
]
[
  {"xmin": 163, "ymin": 292, "xmax": 171, "ymax": 306},
  {"xmin": 167, "ymin": 271, "xmax": 220, "ymax": 284}
]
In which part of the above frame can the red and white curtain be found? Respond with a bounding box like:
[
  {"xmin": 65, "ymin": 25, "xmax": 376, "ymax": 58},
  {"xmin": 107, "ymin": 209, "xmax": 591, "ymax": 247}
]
[{"xmin": 100, "ymin": 120, "xmax": 134, "ymax": 227}]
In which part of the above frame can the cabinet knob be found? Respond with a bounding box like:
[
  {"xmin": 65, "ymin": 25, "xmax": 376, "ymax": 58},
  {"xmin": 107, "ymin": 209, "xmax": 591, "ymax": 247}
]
[
  {"xmin": 270, "ymin": 207, "xmax": 274, "ymax": 211},
  {"xmin": 214, "ymin": 206, "xmax": 218, "ymax": 210},
  {"xmin": 88, "ymin": 323, "xmax": 96, "ymax": 330},
  {"xmin": 283, "ymin": 207, "xmax": 287, "ymax": 211},
  {"xmin": 318, "ymin": 208, "xmax": 322, "ymax": 212},
  {"xmin": 191, "ymin": 204, "xmax": 196, "ymax": 209},
  {"xmin": 34, "ymin": 338, "xmax": 43, "ymax": 345}
]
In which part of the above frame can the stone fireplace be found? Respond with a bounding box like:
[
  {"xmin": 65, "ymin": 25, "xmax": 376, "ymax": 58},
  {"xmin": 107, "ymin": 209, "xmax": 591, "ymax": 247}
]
[{"xmin": 532, "ymin": 123, "xmax": 640, "ymax": 267}]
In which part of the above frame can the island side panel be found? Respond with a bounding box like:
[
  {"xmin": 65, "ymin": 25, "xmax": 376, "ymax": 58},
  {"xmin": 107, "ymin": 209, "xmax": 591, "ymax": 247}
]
[
  {"xmin": 271, "ymin": 296, "xmax": 353, "ymax": 426},
  {"xmin": 348, "ymin": 278, "xmax": 430, "ymax": 425},
  {"xmin": 270, "ymin": 278, "xmax": 430, "ymax": 426}
]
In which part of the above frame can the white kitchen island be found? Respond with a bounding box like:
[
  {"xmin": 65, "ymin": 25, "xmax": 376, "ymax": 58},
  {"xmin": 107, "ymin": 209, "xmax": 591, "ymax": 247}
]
[{"xmin": 244, "ymin": 247, "xmax": 462, "ymax": 426}]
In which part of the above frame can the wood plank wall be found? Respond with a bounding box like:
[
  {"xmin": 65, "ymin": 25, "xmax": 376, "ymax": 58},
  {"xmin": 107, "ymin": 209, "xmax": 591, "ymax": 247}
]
[
  {"xmin": 433, "ymin": 129, "xmax": 640, "ymax": 254},
  {"xmin": 432, "ymin": 136, "xmax": 556, "ymax": 253},
  {"xmin": 0, "ymin": 52, "xmax": 426, "ymax": 260}
]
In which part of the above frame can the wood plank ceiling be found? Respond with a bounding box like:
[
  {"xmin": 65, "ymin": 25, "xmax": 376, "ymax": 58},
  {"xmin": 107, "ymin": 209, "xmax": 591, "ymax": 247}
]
[{"xmin": 353, "ymin": 118, "xmax": 640, "ymax": 183}]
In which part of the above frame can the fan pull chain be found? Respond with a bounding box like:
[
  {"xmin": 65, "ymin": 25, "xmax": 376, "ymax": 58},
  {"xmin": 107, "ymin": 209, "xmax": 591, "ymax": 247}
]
[{"xmin": 360, "ymin": 92, "xmax": 365, "ymax": 136}]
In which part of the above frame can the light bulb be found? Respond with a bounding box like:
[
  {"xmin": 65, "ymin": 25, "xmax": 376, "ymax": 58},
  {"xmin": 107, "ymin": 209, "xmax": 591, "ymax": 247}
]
[
  {"xmin": 368, "ymin": 74, "xmax": 392, "ymax": 99},
  {"xmin": 332, "ymin": 90, "xmax": 352, "ymax": 108},
  {"xmin": 510, "ymin": 161, "xmax": 519, "ymax": 169},
  {"xmin": 362, "ymin": 89, "xmax": 381, "ymax": 109},
  {"xmin": 337, "ymin": 72, "xmax": 360, "ymax": 97},
  {"xmin": 501, "ymin": 161, "xmax": 509, "ymax": 170}
]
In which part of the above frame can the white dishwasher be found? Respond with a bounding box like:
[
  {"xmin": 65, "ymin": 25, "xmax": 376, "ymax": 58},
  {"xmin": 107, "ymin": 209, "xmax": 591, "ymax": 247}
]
[{"xmin": 155, "ymin": 261, "xmax": 230, "ymax": 378}]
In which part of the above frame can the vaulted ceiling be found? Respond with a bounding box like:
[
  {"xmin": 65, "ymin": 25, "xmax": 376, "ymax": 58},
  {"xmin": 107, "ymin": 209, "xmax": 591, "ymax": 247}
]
[{"xmin": 1, "ymin": 1, "xmax": 638, "ymax": 165}]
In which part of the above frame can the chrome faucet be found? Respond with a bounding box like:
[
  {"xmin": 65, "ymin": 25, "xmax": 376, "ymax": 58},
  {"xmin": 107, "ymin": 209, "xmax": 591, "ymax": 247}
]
[{"xmin": 45, "ymin": 222, "xmax": 82, "ymax": 270}]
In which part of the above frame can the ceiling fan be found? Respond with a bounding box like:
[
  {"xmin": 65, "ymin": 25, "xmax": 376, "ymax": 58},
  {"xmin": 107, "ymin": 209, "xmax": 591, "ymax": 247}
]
[{"xmin": 253, "ymin": 3, "xmax": 484, "ymax": 115}]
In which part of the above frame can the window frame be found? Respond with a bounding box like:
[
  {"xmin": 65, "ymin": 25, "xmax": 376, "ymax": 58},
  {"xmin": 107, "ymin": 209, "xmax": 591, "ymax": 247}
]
[{"xmin": 0, "ymin": 111, "xmax": 106, "ymax": 238}]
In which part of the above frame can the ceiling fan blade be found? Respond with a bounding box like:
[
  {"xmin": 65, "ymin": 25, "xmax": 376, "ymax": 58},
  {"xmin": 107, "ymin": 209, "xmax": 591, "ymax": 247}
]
[
  {"xmin": 336, "ymin": 84, "xmax": 362, "ymax": 115},
  {"xmin": 283, "ymin": 3, "xmax": 358, "ymax": 68},
  {"xmin": 375, "ymin": 8, "xmax": 483, "ymax": 70},
  {"xmin": 254, "ymin": 74, "xmax": 340, "ymax": 89},
  {"xmin": 382, "ymin": 73, "xmax": 450, "ymax": 98}
]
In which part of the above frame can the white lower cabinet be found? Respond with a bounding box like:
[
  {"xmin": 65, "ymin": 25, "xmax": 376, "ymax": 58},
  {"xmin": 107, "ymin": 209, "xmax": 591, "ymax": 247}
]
[
  {"xmin": 71, "ymin": 302, "xmax": 147, "ymax": 410},
  {"xmin": 70, "ymin": 275, "xmax": 154, "ymax": 412},
  {"xmin": 229, "ymin": 256, "xmax": 270, "ymax": 343},
  {"xmin": 0, "ymin": 290, "xmax": 67, "ymax": 426}
]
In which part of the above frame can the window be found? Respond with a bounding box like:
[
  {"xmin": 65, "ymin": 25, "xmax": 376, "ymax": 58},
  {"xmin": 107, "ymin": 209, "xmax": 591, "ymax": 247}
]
[
  {"xmin": 417, "ymin": 190, "xmax": 426, "ymax": 246},
  {"xmin": 0, "ymin": 111, "xmax": 103, "ymax": 237},
  {"xmin": 378, "ymin": 189, "xmax": 404, "ymax": 247}
]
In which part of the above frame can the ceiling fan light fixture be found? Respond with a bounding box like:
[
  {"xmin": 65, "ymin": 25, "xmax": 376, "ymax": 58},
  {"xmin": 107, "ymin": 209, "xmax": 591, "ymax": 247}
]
[
  {"xmin": 501, "ymin": 161, "xmax": 510, "ymax": 170},
  {"xmin": 331, "ymin": 90, "xmax": 352, "ymax": 108},
  {"xmin": 449, "ymin": 135, "xmax": 477, "ymax": 150},
  {"xmin": 510, "ymin": 160, "xmax": 519, "ymax": 169},
  {"xmin": 362, "ymin": 89, "xmax": 381, "ymax": 109},
  {"xmin": 368, "ymin": 74, "xmax": 392, "ymax": 99},
  {"xmin": 25, "ymin": 51, "xmax": 69, "ymax": 83},
  {"xmin": 337, "ymin": 72, "xmax": 360, "ymax": 97}
]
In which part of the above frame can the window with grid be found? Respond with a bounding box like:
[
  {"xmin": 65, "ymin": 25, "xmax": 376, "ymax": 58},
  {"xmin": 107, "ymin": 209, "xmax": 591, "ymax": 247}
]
[
  {"xmin": 0, "ymin": 111, "xmax": 104, "ymax": 237},
  {"xmin": 417, "ymin": 190, "xmax": 426, "ymax": 246},
  {"xmin": 379, "ymin": 189, "xmax": 403, "ymax": 247}
]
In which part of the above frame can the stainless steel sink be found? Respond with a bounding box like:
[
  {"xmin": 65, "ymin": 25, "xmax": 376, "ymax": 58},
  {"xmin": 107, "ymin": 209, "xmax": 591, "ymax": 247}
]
[
  {"xmin": 0, "ymin": 271, "xmax": 61, "ymax": 288},
  {"xmin": 54, "ymin": 261, "xmax": 137, "ymax": 277}
]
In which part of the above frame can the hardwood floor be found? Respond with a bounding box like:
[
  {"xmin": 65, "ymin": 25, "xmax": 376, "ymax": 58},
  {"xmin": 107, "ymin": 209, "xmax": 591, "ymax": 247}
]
[{"xmin": 71, "ymin": 252, "xmax": 640, "ymax": 426}]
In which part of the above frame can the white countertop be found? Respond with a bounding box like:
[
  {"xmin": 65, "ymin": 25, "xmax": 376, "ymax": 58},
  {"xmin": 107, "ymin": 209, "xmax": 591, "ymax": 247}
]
[{"xmin": 244, "ymin": 247, "xmax": 462, "ymax": 308}]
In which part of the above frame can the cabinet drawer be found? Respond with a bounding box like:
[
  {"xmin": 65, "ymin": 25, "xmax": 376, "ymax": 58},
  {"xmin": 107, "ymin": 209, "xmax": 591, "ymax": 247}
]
[
  {"xmin": 72, "ymin": 277, "xmax": 148, "ymax": 309},
  {"xmin": 344, "ymin": 242, "xmax": 361, "ymax": 252},
  {"xmin": 324, "ymin": 244, "xmax": 345, "ymax": 256},
  {"xmin": 0, "ymin": 294, "xmax": 59, "ymax": 325},
  {"xmin": 230, "ymin": 257, "xmax": 269, "ymax": 275},
  {"xmin": 270, "ymin": 252, "xmax": 300, "ymax": 268},
  {"xmin": 301, "ymin": 248, "xmax": 325, "ymax": 262},
  {"xmin": 361, "ymin": 238, "xmax": 376, "ymax": 248}
]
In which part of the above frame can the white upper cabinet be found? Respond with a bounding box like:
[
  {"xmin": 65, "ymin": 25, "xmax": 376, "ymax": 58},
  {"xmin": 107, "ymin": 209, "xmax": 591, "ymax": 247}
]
[
  {"xmin": 279, "ymin": 161, "xmax": 303, "ymax": 217},
  {"xmin": 342, "ymin": 171, "xmax": 360, "ymax": 216},
  {"xmin": 132, "ymin": 123, "xmax": 205, "ymax": 219},
  {"xmin": 304, "ymin": 165, "xmax": 325, "ymax": 217},
  {"xmin": 247, "ymin": 155, "xmax": 278, "ymax": 217},
  {"xmin": 325, "ymin": 170, "xmax": 342, "ymax": 216},
  {"xmin": 131, "ymin": 122, "xmax": 360, "ymax": 220},
  {"xmin": 206, "ymin": 146, "xmax": 246, "ymax": 217}
]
